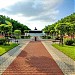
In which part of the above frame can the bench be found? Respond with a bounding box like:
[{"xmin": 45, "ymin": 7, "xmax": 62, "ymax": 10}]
[{"xmin": 52, "ymin": 40, "xmax": 60, "ymax": 43}]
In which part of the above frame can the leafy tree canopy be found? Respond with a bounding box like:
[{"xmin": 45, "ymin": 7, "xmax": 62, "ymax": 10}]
[{"xmin": 0, "ymin": 15, "xmax": 31, "ymax": 33}]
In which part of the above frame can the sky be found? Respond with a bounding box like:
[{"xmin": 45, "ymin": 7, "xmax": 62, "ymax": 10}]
[{"xmin": 0, "ymin": 0, "xmax": 74, "ymax": 30}]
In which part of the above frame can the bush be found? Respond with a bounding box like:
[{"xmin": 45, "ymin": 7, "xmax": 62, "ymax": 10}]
[
  {"xmin": 21, "ymin": 35, "xmax": 24, "ymax": 39},
  {"xmin": 24, "ymin": 36, "xmax": 30, "ymax": 39},
  {"xmin": 55, "ymin": 36, "xmax": 60, "ymax": 40},
  {"xmin": 73, "ymin": 39, "xmax": 75, "ymax": 43},
  {"xmin": 21, "ymin": 35, "xmax": 30, "ymax": 39},
  {"xmin": 46, "ymin": 36, "xmax": 51, "ymax": 39},
  {"xmin": 65, "ymin": 39, "xmax": 74, "ymax": 45},
  {"xmin": 41, "ymin": 36, "xmax": 46, "ymax": 39},
  {"xmin": 14, "ymin": 30, "xmax": 21, "ymax": 39},
  {"xmin": 41, "ymin": 36, "xmax": 51, "ymax": 39},
  {"xmin": 0, "ymin": 38, "xmax": 6, "ymax": 45}
]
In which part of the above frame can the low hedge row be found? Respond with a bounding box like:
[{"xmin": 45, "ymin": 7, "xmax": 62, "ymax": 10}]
[
  {"xmin": 65, "ymin": 39, "xmax": 75, "ymax": 46},
  {"xmin": 21, "ymin": 36, "xmax": 31, "ymax": 39},
  {"xmin": 42, "ymin": 36, "xmax": 51, "ymax": 39},
  {"xmin": 0, "ymin": 38, "xmax": 6, "ymax": 45}
]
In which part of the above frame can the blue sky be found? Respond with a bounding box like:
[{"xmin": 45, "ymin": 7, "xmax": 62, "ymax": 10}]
[
  {"xmin": 0, "ymin": 0, "xmax": 74, "ymax": 30},
  {"xmin": 57, "ymin": 0, "xmax": 74, "ymax": 20}
]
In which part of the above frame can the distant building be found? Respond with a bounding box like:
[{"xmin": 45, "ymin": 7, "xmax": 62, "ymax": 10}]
[{"xmin": 29, "ymin": 27, "xmax": 45, "ymax": 36}]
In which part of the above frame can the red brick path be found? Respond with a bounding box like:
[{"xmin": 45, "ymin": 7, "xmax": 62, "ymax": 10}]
[{"xmin": 2, "ymin": 41, "xmax": 64, "ymax": 75}]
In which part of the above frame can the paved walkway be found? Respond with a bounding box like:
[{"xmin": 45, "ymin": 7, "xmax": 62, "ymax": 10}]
[
  {"xmin": 0, "ymin": 39, "xmax": 29, "ymax": 75},
  {"xmin": 42, "ymin": 41, "xmax": 75, "ymax": 75},
  {"xmin": 2, "ymin": 41, "xmax": 63, "ymax": 75}
]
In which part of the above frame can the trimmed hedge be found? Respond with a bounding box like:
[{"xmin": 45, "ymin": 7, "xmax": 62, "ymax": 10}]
[
  {"xmin": 0, "ymin": 38, "xmax": 6, "ymax": 45},
  {"xmin": 21, "ymin": 35, "xmax": 30, "ymax": 39},
  {"xmin": 55, "ymin": 36, "xmax": 60, "ymax": 40},
  {"xmin": 46, "ymin": 36, "xmax": 51, "ymax": 39},
  {"xmin": 41, "ymin": 36, "xmax": 51, "ymax": 39},
  {"xmin": 65, "ymin": 39, "xmax": 74, "ymax": 45}
]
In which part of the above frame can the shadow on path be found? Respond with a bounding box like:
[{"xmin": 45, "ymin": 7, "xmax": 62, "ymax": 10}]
[
  {"xmin": 2, "ymin": 41, "xmax": 64, "ymax": 75},
  {"xmin": 17, "ymin": 50, "xmax": 27, "ymax": 58},
  {"xmin": 25, "ymin": 56, "xmax": 64, "ymax": 75}
]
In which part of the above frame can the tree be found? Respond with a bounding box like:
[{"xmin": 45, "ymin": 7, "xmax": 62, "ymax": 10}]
[
  {"xmin": 14, "ymin": 30, "xmax": 21, "ymax": 39},
  {"xmin": 0, "ymin": 24, "xmax": 5, "ymax": 35},
  {"xmin": 55, "ymin": 23, "xmax": 67, "ymax": 45},
  {"xmin": 5, "ymin": 20, "xmax": 12, "ymax": 35},
  {"xmin": 48, "ymin": 24, "xmax": 56, "ymax": 39},
  {"xmin": 43, "ymin": 26, "xmax": 49, "ymax": 36},
  {"xmin": 43, "ymin": 13, "xmax": 75, "ymax": 45},
  {"xmin": 0, "ymin": 15, "xmax": 30, "ymax": 34},
  {"xmin": 24, "ymin": 30, "xmax": 29, "ymax": 36}
]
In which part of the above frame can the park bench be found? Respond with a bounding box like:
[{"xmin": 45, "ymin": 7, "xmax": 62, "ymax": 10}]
[{"xmin": 52, "ymin": 40, "xmax": 60, "ymax": 43}]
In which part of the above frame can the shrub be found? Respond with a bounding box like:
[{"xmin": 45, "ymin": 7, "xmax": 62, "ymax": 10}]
[
  {"xmin": 41, "ymin": 36, "xmax": 46, "ymax": 39},
  {"xmin": 41, "ymin": 36, "xmax": 51, "ymax": 39},
  {"xmin": 24, "ymin": 36, "xmax": 30, "ymax": 39},
  {"xmin": 21, "ymin": 35, "xmax": 24, "ymax": 39},
  {"xmin": 65, "ymin": 39, "xmax": 74, "ymax": 45},
  {"xmin": 0, "ymin": 38, "xmax": 6, "ymax": 45},
  {"xmin": 14, "ymin": 30, "xmax": 21, "ymax": 39},
  {"xmin": 55, "ymin": 36, "xmax": 60, "ymax": 40},
  {"xmin": 46, "ymin": 36, "xmax": 51, "ymax": 39},
  {"xmin": 73, "ymin": 39, "xmax": 75, "ymax": 43}
]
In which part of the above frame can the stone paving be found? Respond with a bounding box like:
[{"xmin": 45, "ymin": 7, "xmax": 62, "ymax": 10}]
[
  {"xmin": 2, "ymin": 41, "xmax": 64, "ymax": 75},
  {"xmin": 0, "ymin": 37, "xmax": 75, "ymax": 75},
  {"xmin": 42, "ymin": 41, "xmax": 75, "ymax": 75},
  {"xmin": 0, "ymin": 39, "xmax": 29, "ymax": 75}
]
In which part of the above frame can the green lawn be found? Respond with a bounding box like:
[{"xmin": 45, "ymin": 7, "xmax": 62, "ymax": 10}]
[
  {"xmin": 52, "ymin": 44, "xmax": 75, "ymax": 61},
  {"xmin": 0, "ymin": 43, "xmax": 18, "ymax": 56}
]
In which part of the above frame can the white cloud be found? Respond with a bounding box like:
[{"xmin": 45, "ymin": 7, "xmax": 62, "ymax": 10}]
[
  {"xmin": 33, "ymin": 0, "xmax": 63, "ymax": 10},
  {"xmin": 0, "ymin": 0, "xmax": 23, "ymax": 9},
  {"xmin": 0, "ymin": 0, "xmax": 63, "ymax": 30}
]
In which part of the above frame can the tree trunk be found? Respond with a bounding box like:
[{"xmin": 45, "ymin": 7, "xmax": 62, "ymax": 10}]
[
  {"xmin": 60, "ymin": 34, "xmax": 63, "ymax": 46},
  {"xmin": 73, "ymin": 33, "xmax": 74, "ymax": 39},
  {"xmin": 71, "ymin": 33, "xmax": 74, "ymax": 40}
]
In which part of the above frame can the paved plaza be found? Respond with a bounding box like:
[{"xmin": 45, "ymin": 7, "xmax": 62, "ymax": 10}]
[{"xmin": 0, "ymin": 38, "xmax": 75, "ymax": 75}]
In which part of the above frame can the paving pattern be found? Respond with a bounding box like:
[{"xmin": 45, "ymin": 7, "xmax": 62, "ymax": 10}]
[
  {"xmin": 2, "ymin": 41, "xmax": 64, "ymax": 75},
  {"xmin": 42, "ymin": 41, "xmax": 75, "ymax": 75}
]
